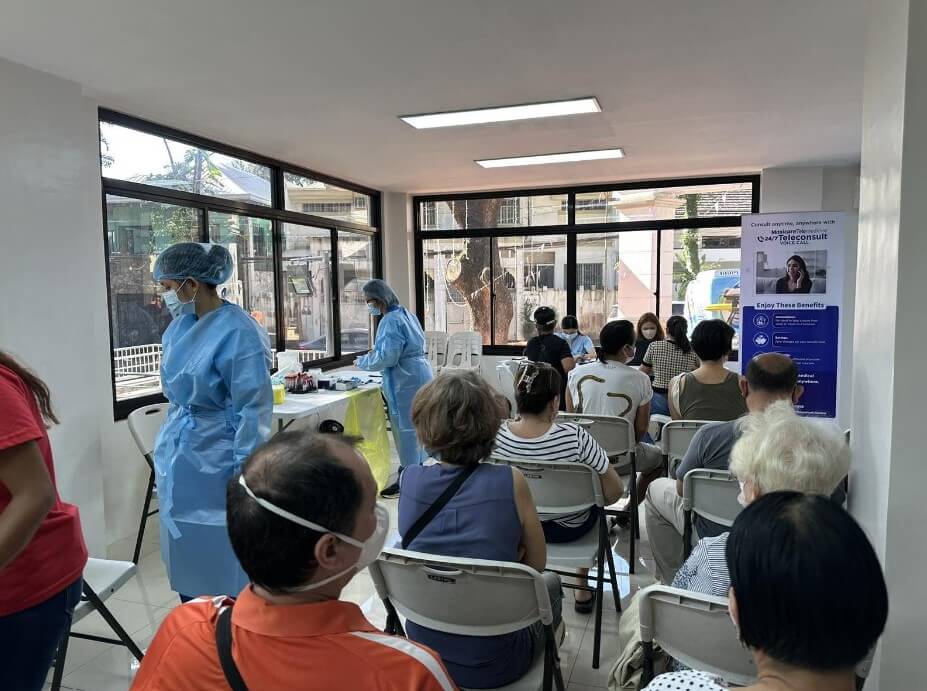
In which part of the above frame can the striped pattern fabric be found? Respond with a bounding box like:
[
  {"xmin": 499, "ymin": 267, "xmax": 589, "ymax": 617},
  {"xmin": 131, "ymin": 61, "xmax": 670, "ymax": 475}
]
[
  {"xmin": 494, "ymin": 421, "xmax": 609, "ymax": 526},
  {"xmin": 672, "ymin": 532, "xmax": 730, "ymax": 597}
]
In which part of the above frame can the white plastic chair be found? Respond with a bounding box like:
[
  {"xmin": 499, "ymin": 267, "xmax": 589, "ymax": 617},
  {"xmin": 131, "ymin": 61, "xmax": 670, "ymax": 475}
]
[
  {"xmin": 370, "ymin": 549, "xmax": 565, "ymax": 691},
  {"xmin": 127, "ymin": 403, "xmax": 168, "ymax": 564},
  {"xmin": 50, "ymin": 559, "xmax": 145, "ymax": 690},
  {"xmin": 556, "ymin": 413, "xmax": 642, "ymax": 573},
  {"xmin": 682, "ymin": 469, "xmax": 743, "ymax": 559},
  {"xmin": 638, "ymin": 585, "xmax": 756, "ymax": 687},
  {"xmin": 661, "ymin": 420, "xmax": 712, "ymax": 476},
  {"xmin": 490, "ymin": 457, "xmax": 619, "ymax": 670},
  {"xmin": 444, "ymin": 331, "xmax": 482, "ymax": 371},
  {"xmin": 424, "ymin": 331, "xmax": 448, "ymax": 373},
  {"xmin": 496, "ymin": 360, "xmax": 519, "ymax": 416}
]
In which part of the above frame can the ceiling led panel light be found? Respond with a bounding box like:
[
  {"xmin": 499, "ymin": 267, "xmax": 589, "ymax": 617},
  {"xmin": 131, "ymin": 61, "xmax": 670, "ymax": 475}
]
[
  {"xmin": 400, "ymin": 97, "xmax": 601, "ymax": 129},
  {"xmin": 476, "ymin": 148, "xmax": 625, "ymax": 168}
]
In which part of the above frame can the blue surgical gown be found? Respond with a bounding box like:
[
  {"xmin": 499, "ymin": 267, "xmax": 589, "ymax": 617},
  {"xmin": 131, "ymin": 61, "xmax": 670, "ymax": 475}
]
[
  {"xmin": 356, "ymin": 306, "xmax": 433, "ymax": 468},
  {"xmin": 154, "ymin": 302, "xmax": 272, "ymax": 598}
]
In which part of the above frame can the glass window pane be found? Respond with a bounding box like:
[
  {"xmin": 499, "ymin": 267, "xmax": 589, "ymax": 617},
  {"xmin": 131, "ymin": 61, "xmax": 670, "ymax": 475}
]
[
  {"xmin": 422, "ymin": 237, "xmax": 491, "ymax": 344},
  {"xmin": 338, "ymin": 231, "xmax": 374, "ymax": 354},
  {"xmin": 494, "ymin": 235, "xmax": 567, "ymax": 345},
  {"xmin": 576, "ymin": 232, "xmax": 658, "ymax": 342},
  {"xmin": 282, "ymin": 223, "xmax": 333, "ymax": 361},
  {"xmin": 419, "ymin": 195, "xmax": 568, "ymax": 231},
  {"xmin": 100, "ymin": 122, "xmax": 272, "ymax": 206},
  {"xmin": 284, "ymin": 172, "xmax": 371, "ymax": 225},
  {"xmin": 106, "ymin": 195, "xmax": 201, "ymax": 401},
  {"xmin": 207, "ymin": 213, "xmax": 276, "ymax": 343},
  {"xmin": 668, "ymin": 227, "xmax": 742, "ymax": 353},
  {"xmin": 575, "ymin": 181, "xmax": 753, "ymax": 224}
]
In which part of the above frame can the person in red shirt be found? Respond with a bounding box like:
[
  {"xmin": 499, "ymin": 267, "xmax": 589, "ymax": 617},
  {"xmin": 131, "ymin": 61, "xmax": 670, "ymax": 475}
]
[
  {"xmin": 132, "ymin": 431, "xmax": 457, "ymax": 691},
  {"xmin": 0, "ymin": 351, "xmax": 88, "ymax": 691}
]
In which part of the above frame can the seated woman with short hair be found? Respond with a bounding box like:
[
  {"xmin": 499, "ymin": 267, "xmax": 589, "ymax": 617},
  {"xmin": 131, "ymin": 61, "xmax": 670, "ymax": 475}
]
[
  {"xmin": 644, "ymin": 491, "xmax": 888, "ymax": 690},
  {"xmin": 668, "ymin": 319, "xmax": 747, "ymax": 421},
  {"xmin": 399, "ymin": 370, "xmax": 560, "ymax": 690},
  {"xmin": 495, "ymin": 361, "xmax": 623, "ymax": 613}
]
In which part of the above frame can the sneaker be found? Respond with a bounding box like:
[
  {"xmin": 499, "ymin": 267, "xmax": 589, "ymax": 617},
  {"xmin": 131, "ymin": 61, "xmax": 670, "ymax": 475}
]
[{"xmin": 380, "ymin": 481, "xmax": 401, "ymax": 499}]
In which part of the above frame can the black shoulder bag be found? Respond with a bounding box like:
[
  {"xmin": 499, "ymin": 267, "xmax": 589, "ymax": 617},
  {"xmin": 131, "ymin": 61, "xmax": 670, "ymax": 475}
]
[
  {"xmin": 400, "ymin": 463, "xmax": 479, "ymax": 549},
  {"xmin": 215, "ymin": 605, "xmax": 248, "ymax": 691}
]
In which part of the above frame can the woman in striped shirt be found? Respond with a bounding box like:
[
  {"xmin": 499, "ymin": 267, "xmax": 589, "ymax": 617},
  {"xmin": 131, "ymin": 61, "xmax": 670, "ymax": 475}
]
[{"xmin": 494, "ymin": 361, "xmax": 622, "ymax": 613}]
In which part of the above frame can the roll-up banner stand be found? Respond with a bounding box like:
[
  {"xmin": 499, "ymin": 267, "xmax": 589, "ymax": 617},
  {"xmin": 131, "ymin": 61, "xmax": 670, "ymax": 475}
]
[{"xmin": 740, "ymin": 212, "xmax": 845, "ymax": 419}]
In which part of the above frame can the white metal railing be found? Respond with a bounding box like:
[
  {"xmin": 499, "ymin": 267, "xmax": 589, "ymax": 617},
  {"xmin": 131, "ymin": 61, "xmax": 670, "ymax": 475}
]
[
  {"xmin": 113, "ymin": 343, "xmax": 163, "ymax": 401},
  {"xmin": 113, "ymin": 344, "xmax": 329, "ymax": 401}
]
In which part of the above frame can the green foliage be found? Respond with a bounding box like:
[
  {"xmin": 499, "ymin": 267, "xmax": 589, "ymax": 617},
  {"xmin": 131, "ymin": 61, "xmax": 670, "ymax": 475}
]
[
  {"xmin": 148, "ymin": 147, "xmax": 224, "ymax": 196},
  {"xmin": 674, "ymin": 194, "xmax": 705, "ymax": 300}
]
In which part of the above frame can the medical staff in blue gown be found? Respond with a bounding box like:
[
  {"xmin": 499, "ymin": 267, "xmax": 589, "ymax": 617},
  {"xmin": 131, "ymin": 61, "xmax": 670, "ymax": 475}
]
[
  {"xmin": 354, "ymin": 279, "xmax": 433, "ymax": 498},
  {"xmin": 152, "ymin": 242, "xmax": 272, "ymax": 600}
]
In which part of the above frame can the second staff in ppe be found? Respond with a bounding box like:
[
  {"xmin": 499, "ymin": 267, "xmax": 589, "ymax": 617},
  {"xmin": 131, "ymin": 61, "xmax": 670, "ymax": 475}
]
[{"xmin": 354, "ymin": 279, "xmax": 432, "ymax": 497}]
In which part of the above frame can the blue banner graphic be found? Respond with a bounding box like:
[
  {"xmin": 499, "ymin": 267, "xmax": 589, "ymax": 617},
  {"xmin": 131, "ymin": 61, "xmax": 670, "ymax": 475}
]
[{"xmin": 741, "ymin": 306, "xmax": 839, "ymax": 417}]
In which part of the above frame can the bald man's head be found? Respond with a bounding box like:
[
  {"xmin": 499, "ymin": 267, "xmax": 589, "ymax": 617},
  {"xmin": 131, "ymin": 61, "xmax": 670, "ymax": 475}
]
[{"xmin": 745, "ymin": 353, "xmax": 799, "ymax": 395}]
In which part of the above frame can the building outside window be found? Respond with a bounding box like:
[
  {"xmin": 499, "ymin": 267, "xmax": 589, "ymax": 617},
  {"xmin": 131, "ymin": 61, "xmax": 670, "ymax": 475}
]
[
  {"xmin": 498, "ymin": 198, "xmax": 521, "ymax": 225},
  {"xmin": 416, "ymin": 178, "xmax": 756, "ymax": 350}
]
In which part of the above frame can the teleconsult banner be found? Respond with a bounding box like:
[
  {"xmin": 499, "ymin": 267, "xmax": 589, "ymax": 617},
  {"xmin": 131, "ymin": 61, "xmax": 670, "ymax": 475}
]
[{"xmin": 740, "ymin": 212, "xmax": 845, "ymax": 418}]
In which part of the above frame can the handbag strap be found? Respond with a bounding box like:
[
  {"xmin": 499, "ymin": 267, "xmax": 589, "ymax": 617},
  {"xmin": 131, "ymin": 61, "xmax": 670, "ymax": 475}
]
[
  {"xmin": 215, "ymin": 605, "xmax": 249, "ymax": 691},
  {"xmin": 401, "ymin": 464, "xmax": 479, "ymax": 549}
]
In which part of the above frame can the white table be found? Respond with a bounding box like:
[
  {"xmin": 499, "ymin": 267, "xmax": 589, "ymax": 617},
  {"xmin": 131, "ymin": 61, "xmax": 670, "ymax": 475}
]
[{"xmin": 272, "ymin": 371, "xmax": 382, "ymax": 433}]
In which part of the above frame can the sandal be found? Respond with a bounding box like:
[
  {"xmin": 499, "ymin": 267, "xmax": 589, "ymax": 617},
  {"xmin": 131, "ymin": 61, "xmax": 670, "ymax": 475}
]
[{"xmin": 574, "ymin": 592, "xmax": 596, "ymax": 614}]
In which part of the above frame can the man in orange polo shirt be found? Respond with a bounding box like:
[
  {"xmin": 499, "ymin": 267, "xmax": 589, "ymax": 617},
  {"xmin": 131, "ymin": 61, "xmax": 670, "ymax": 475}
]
[{"xmin": 132, "ymin": 432, "xmax": 457, "ymax": 691}]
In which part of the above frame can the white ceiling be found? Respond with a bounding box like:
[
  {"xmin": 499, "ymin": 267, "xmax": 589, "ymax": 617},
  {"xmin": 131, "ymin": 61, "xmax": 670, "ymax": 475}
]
[{"xmin": 0, "ymin": 0, "xmax": 865, "ymax": 194}]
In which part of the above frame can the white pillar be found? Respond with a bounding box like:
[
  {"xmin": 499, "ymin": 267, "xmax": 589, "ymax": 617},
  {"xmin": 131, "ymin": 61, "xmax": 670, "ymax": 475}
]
[
  {"xmin": 852, "ymin": 0, "xmax": 926, "ymax": 688},
  {"xmin": 381, "ymin": 191, "xmax": 415, "ymax": 310}
]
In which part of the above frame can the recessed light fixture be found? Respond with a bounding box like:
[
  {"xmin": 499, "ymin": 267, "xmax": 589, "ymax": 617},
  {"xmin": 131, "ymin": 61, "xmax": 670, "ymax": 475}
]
[
  {"xmin": 475, "ymin": 148, "xmax": 626, "ymax": 168},
  {"xmin": 400, "ymin": 97, "xmax": 601, "ymax": 129}
]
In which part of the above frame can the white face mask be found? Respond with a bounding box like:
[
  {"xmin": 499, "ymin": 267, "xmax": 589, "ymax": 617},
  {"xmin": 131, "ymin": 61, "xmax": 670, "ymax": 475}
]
[
  {"xmin": 238, "ymin": 475, "xmax": 390, "ymax": 591},
  {"xmin": 563, "ymin": 332, "xmax": 578, "ymax": 343},
  {"xmin": 729, "ymin": 599, "xmax": 740, "ymax": 637},
  {"xmin": 736, "ymin": 480, "xmax": 748, "ymax": 507},
  {"xmin": 641, "ymin": 327, "xmax": 657, "ymax": 340},
  {"xmin": 162, "ymin": 279, "xmax": 198, "ymax": 320}
]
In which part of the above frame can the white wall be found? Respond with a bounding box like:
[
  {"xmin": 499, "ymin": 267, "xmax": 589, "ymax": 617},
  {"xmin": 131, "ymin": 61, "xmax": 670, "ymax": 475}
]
[
  {"xmin": 851, "ymin": 0, "xmax": 926, "ymax": 688},
  {"xmin": 760, "ymin": 165, "xmax": 860, "ymax": 429},
  {"xmin": 0, "ymin": 58, "xmax": 110, "ymax": 555}
]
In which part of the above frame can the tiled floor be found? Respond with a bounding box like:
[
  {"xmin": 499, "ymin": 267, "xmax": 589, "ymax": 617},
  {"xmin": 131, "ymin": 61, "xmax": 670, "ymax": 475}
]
[{"xmin": 49, "ymin": 479, "xmax": 658, "ymax": 690}]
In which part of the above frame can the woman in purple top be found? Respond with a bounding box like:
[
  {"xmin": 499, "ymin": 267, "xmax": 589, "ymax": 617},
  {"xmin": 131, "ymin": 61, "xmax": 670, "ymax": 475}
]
[{"xmin": 399, "ymin": 371, "xmax": 562, "ymax": 689}]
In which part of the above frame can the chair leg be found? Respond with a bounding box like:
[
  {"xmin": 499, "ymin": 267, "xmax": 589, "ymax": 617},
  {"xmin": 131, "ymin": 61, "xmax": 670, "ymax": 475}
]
[
  {"xmin": 682, "ymin": 510, "xmax": 693, "ymax": 561},
  {"xmin": 592, "ymin": 523, "xmax": 606, "ymax": 669},
  {"xmin": 641, "ymin": 641, "xmax": 655, "ymax": 686},
  {"xmin": 628, "ymin": 453, "xmax": 638, "ymax": 574},
  {"xmin": 133, "ymin": 471, "xmax": 156, "ymax": 564},
  {"xmin": 49, "ymin": 630, "xmax": 69, "ymax": 691},
  {"xmin": 603, "ymin": 512, "xmax": 622, "ymax": 613},
  {"xmin": 544, "ymin": 624, "xmax": 566, "ymax": 691},
  {"xmin": 82, "ymin": 583, "xmax": 144, "ymax": 661}
]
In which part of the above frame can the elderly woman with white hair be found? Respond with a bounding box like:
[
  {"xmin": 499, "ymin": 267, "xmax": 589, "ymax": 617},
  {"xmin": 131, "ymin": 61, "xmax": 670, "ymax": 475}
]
[{"xmin": 671, "ymin": 400, "xmax": 850, "ymax": 596}]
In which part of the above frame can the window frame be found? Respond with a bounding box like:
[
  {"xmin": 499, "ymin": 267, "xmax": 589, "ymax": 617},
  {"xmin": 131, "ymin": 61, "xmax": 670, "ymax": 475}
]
[
  {"xmin": 413, "ymin": 174, "xmax": 759, "ymax": 356},
  {"xmin": 100, "ymin": 109, "xmax": 382, "ymax": 420}
]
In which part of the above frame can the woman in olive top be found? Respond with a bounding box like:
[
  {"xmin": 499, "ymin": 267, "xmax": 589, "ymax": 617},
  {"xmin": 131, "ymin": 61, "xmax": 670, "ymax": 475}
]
[{"xmin": 669, "ymin": 319, "xmax": 747, "ymax": 421}]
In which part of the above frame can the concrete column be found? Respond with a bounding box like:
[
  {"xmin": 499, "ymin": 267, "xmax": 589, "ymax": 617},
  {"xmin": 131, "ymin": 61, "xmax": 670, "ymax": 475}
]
[
  {"xmin": 851, "ymin": 0, "xmax": 926, "ymax": 688},
  {"xmin": 381, "ymin": 191, "xmax": 415, "ymax": 310}
]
